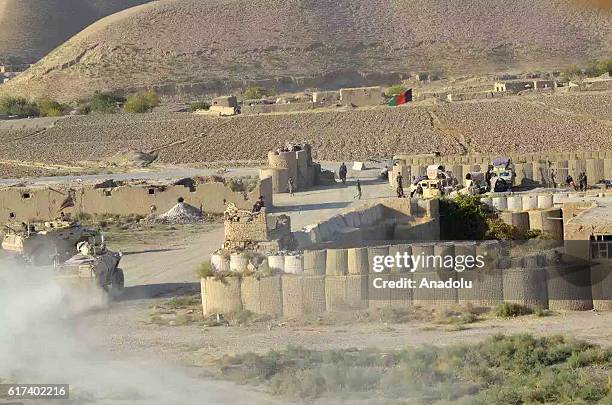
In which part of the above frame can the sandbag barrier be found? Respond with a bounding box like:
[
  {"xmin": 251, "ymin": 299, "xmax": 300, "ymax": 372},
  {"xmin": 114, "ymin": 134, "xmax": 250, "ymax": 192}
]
[{"xmin": 202, "ymin": 243, "xmax": 609, "ymax": 317}]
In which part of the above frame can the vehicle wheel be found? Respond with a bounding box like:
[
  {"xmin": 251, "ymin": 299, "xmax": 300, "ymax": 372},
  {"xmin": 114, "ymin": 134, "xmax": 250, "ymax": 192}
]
[{"xmin": 110, "ymin": 269, "xmax": 124, "ymax": 299}]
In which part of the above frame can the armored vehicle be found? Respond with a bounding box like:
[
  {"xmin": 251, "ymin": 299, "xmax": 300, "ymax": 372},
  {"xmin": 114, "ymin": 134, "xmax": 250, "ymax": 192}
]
[
  {"xmin": 55, "ymin": 241, "xmax": 124, "ymax": 297},
  {"xmin": 1, "ymin": 220, "xmax": 102, "ymax": 266}
]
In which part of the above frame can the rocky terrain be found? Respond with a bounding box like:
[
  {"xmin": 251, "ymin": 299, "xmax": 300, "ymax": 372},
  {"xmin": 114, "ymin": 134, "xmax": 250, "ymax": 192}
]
[
  {"xmin": 3, "ymin": 0, "xmax": 612, "ymax": 100},
  {"xmin": 0, "ymin": 91, "xmax": 609, "ymax": 178},
  {"xmin": 0, "ymin": 0, "xmax": 152, "ymax": 64}
]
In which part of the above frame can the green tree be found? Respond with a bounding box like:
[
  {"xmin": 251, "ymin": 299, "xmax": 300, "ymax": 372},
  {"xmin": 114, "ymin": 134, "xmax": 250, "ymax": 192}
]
[
  {"xmin": 86, "ymin": 91, "xmax": 125, "ymax": 114},
  {"xmin": 439, "ymin": 195, "xmax": 492, "ymax": 240},
  {"xmin": 243, "ymin": 86, "xmax": 271, "ymax": 100},
  {"xmin": 123, "ymin": 90, "xmax": 159, "ymax": 113},
  {"xmin": 189, "ymin": 100, "xmax": 210, "ymax": 112},
  {"xmin": 386, "ymin": 84, "xmax": 407, "ymax": 96}
]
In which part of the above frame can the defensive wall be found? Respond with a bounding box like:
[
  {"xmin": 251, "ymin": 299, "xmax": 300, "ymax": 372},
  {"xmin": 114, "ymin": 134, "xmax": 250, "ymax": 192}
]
[
  {"xmin": 203, "ymin": 241, "xmax": 611, "ymax": 317},
  {"xmin": 0, "ymin": 178, "xmax": 272, "ymax": 222},
  {"xmin": 294, "ymin": 197, "xmax": 440, "ymax": 249},
  {"xmin": 392, "ymin": 150, "xmax": 612, "ymax": 188},
  {"xmin": 241, "ymin": 102, "xmax": 315, "ymax": 115}
]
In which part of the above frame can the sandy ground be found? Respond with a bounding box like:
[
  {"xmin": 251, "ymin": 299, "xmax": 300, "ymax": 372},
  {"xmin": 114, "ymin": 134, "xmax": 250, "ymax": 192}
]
[{"xmin": 2, "ymin": 165, "xmax": 610, "ymax": 404}]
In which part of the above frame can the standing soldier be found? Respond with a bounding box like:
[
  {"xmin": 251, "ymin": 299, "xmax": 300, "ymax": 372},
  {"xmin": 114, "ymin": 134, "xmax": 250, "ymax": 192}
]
[
  {"xmin": 288, "ymin": 177, "xmax": 295, "ymax": 196},
  {"xmin": 396, "ymin": 173, "xmax": 405, "ymax": 198},
  {"xmin": 339, "ymin": 163, "xmax": 348, "ymax": 185},
  {"xmin": 355, "ymin": 179, "xmax": 362, "ymax": 200}
]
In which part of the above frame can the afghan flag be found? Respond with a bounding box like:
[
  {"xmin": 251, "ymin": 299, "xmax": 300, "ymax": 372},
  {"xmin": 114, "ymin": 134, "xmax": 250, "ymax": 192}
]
[{"xmin": 388, "ymin": 89, "xmax": 413, "ymax": 106}]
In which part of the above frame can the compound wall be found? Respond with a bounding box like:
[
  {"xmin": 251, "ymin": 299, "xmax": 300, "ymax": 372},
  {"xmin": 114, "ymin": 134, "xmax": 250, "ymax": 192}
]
[{"xmin": 0, "ymin": 177, "xmax": 272, "ymax": 222}]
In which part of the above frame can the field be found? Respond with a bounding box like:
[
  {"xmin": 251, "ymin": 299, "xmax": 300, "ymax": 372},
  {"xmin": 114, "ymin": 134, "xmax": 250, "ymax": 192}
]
[{"xmin": 0, "ymin": 91, "xmax": 610, "ymax": 178}]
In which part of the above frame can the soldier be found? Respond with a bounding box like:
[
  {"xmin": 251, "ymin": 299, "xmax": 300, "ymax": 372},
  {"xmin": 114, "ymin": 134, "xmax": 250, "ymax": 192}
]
[
  {"xmin": 287, "ymin": 177, "xmax": 295, "ymax": 196},
  {"xmin": 252, "ymin": 196, "xmax": 265, "ymax": 213},
  {"xmin": 339, "ymin": 163, "xmax": 348, "ymax": 185},
  {"xmin": 396, "ymin": 173, "xmax": 405, "ymax": 198},
  {"xmin": 355, "ymin": 179, "xmax": 362, "ymax": 200}
]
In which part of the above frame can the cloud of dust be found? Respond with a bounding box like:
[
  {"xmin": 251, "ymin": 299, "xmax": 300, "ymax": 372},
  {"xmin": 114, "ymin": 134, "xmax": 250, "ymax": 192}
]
[{"xmin": 0, "ymin": 258, "xmax": 255, "ymax": 404}]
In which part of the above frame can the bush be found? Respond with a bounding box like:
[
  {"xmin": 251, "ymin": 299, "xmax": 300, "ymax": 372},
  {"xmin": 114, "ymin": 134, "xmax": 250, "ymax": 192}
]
[
  {"xmin": 196, "ymin": 261, "xmax": 215, "ymax": 278},
  {"xmin": 585, "ymin": 59, "xmax": 612, "ymax": 77},
  {"xmin": 215, "ymin": 335, "xmax": 612, "ymax": 402},
  {"xmin": 35, "ymin": 98, "xmax": 66, "ymax": 117},
  {"xmin": 439, "ymin": 195, "xmax": 492, "ymax": 240},
  {"xmin": 386, "ymin": 84, "xmax": 407, "ymax": 96},
  {"xmin": 494, "ymin": 302, "xmax": 532, "ymax": 318},
  {"xmin": 243, "ymin": 86, "xmax": 272, "ymax": 100},
  {"xmin": 486, "ymin": 218, "xmax": 520, "ymax": 240},
  {"xmin": 82, "ymin": 91, "xmax": 126, "ymax": 114},
  {"xmin": 0, "ymin": 96, "xmax": 39, "ymax": 117},
  {"xmin": 188, "ymin": 101, "xmax": 210, "ymax": 112},
  {"xmin": 124, "ymin": 90, "xmax": 159, "ymax": 113}
]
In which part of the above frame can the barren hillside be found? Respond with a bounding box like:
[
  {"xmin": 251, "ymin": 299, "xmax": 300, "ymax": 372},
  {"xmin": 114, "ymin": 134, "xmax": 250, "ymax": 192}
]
[
  {"xmin": 0, "ymin": 0, "xmax": 152, "ymax": 64},
  {"xmin": 3, "ymin": 0, "xmax": 612, "ymax": 101}
]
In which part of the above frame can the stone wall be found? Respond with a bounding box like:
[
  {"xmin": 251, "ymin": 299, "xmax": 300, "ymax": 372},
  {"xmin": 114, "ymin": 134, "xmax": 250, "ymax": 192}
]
[
  {"xmin": 0, "ymin": 177, "xmax": 273, "ymax": 222},
  {"xmin": 339, "ymin": 86, "xmax": 383, "ymax": 107},
  {"xmin": 242, "ymin": 102, "xmax": 314, "ymax": 115}
]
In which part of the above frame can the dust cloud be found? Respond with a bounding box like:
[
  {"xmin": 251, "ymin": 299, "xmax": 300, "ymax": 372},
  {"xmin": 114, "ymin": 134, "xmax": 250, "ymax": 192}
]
[{"xmin": 0, "ymin": 258, "xmax": 268, "ymax": 404}]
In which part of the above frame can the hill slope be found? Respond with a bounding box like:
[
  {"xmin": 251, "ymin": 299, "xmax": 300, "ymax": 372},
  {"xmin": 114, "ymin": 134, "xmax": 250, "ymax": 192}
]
[
  {"xmin": 0, "ymin": 0, "xmax": 152, "ymax": 64},
  {"xmin": 4, "ymin": 0, "xmax": 612, "ymax": 100}
]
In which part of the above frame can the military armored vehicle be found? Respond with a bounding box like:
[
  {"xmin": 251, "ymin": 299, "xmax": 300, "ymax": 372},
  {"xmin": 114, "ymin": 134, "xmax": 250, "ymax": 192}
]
[
  {"xmin": 1, "ymin": 220, "xmax": 102, "ymax": 266},
  {"xmin": 409, "ymin": 165, "xmax": 459, "ymax": 198},
  {"xmin": 55, "ymin": 241, "xmax": 124, "ymax": 298},
  {"xmin": 490, "ymin": 157, "xmax": 514, "ymax": 192}
]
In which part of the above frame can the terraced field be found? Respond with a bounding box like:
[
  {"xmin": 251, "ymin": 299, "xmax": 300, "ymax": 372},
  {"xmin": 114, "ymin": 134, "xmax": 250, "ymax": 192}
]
[{"xmin": 0, "ymin": 91, "xmax": 610, "ymax": 178}]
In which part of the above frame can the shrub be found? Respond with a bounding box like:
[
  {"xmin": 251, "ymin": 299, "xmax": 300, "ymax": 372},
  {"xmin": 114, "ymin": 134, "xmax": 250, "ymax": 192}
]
[
  {"xmin": 243, "ymin": 86, "xmax": 272, "ymax": 100},
  {"xmin": 196, "ymin": 261, "xmax": 215, "ymax": 278},
  {"xmin": 124, "ymin": 90, "xmax": 159, "ymax": 113},
  {"xmin": 585, "ymin": 59, "xmax": 612, "ymax": 77},
  {"xmin": 0, "ymin": 96, "xmax": 39, "ymax": 117},
  {"xmin": 439, "ymin": 195, "xmax": 492, "ymax": 240},
  {"xmin": 215, "ymin": 335, "xmax": 612, "ymax": 402},
  {"xmin": 188, "ymin": 100, "xmax": 210, "ymax": 112},
  {"xmin": 84, "ymin": 91, "xmax": 126, "ymax": 114},
  {"xmin": 486, "ymin": 218, "xmax": 519, "ymax": 240},
  {"xmin": 386, "ymin": 84, "xmax": 407, "ymax": 96},
  {"xmin": 494, "ymin": 302, "xmax": 532, "ymax": 318},
  {"xmin": 35, "ymin": 98, "xmax": 66, "ymax": 117}
]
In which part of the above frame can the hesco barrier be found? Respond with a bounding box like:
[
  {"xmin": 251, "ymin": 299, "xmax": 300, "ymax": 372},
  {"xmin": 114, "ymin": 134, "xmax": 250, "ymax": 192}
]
[
  {"xmin": 303, "ymin": 250, "xmax": 326, "ymax": 275},
  {"xmin": 546, "ymin": 264, "xmax": 593, "ymax": 310},
  {"xmin": 201, "ymin": 277, "xmax": 242, "ymax": 315},
  {"xmin": 201, "ymin": 243, "xmax": 610, "ymax": 317},
  {"xmin": 347, "ymin": 247, "xmax": 369, "ymax": 275},
  {"xmin": 367, "ymin": 246, "xmax": 390, "ymax": 274},
  {"xmin": 240, "ymin": 276, "xmax": 283, "ymax": 317},
  {"xmin": 211, "ymin": 254, "xmax": 230, "ymax": 272},
  {"xmin": 326, "ymin": 249, "xmax": 349, "ymax": 275},
  {"xmin": 281, "ymin": 275, "xmax": 326, "ymax": 318},
  {"xmin": 325, "ymin": 275, "xmax": 368, "ymax": 311},
  {"xmin": 591, "ymin": 261, "xmax": 612, "ymax": 310}
]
